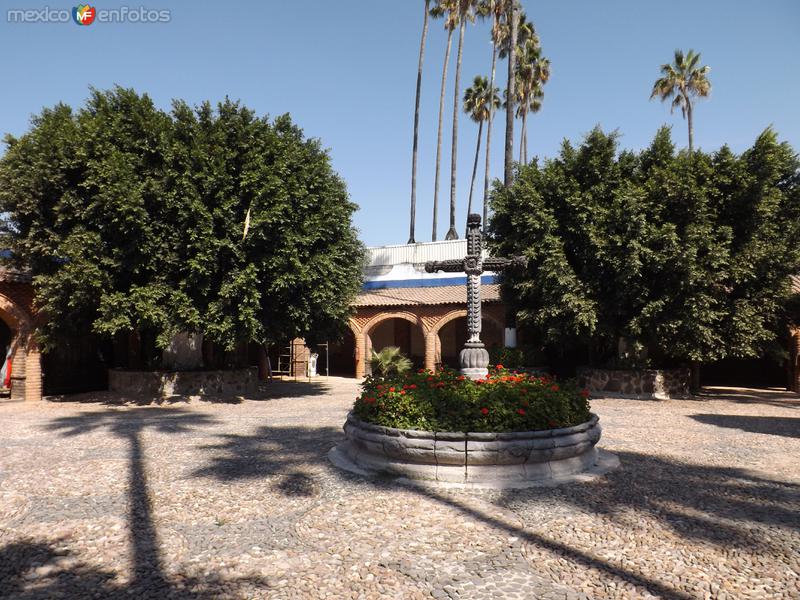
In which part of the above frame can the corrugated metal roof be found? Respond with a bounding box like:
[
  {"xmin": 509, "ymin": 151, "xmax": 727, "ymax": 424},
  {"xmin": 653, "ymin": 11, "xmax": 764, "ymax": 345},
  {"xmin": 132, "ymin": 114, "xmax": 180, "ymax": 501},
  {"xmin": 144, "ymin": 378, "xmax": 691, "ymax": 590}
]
[
  {"xmin": 367, "ymin": 240, "xmax": 490, "ymax": 267},
  {"xmin": 354, "ymin": 284, "xmax": 501, "ymax": 307}
]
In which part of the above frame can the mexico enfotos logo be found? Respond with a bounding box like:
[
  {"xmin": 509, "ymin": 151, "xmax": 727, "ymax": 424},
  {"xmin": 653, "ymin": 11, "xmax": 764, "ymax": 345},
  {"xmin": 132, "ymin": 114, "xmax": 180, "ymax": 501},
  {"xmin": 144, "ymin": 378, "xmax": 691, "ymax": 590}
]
[{"xmin": 7, "ymin": 5, "xmax": 171, "ymax": 24}]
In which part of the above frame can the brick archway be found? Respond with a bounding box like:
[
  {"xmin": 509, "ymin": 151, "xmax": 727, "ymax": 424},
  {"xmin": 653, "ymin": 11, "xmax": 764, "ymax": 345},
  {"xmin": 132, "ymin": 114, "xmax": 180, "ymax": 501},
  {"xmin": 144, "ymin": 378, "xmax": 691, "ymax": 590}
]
[
  {"xmin": 355, "ymin": 312, "xmax": 428, "ymax": 378},
  {"xmin": 0, "ymin": 290, "xmax": 41, "ymax": 401},
  {"xmin": 425, "ymin": 309, "xmax": 505, "ymax": 372}
]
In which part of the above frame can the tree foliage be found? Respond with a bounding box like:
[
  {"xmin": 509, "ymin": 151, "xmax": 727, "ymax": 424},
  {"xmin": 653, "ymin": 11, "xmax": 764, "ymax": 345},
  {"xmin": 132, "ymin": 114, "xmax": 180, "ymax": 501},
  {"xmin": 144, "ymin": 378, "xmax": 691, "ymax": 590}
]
[
  {"xmin": 0, "ymin": 87, "xmax": 365, "ymax": 354},
  {"xmin": 489, "ymin": 126, "xmax": 800, "ymax": 366}
]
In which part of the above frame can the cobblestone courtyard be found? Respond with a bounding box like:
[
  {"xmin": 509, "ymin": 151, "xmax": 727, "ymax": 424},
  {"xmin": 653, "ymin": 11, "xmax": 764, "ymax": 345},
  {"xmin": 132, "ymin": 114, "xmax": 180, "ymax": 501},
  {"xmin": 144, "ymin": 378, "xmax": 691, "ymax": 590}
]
[{"xmin": 1, "ymin": 377, "xmax": 798, "ymax": 599}]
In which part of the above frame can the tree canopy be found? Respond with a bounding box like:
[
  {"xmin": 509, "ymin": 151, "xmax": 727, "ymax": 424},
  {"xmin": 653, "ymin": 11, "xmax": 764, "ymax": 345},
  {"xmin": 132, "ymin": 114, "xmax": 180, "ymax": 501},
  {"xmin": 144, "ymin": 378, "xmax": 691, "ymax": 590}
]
[
  {"xmin": 489, "ymin": 126, "xmax": 800, "ymax": 367},
  {"xmin": 0, "ymin": 87, "xmax": 365, "ymax": 356}
]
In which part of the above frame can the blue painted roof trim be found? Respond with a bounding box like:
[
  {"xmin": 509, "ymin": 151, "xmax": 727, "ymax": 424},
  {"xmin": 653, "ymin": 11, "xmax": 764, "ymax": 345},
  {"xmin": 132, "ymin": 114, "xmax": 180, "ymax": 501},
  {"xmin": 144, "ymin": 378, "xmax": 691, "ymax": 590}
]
[{"xmin": 362, "ymin": 275, "xmax": 498, "ymax": 290}]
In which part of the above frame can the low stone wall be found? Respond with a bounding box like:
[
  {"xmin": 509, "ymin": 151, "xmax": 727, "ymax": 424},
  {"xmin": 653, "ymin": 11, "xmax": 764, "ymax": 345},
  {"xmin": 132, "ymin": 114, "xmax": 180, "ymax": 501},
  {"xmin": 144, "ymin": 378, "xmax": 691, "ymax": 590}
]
[
  {"xmin": 331, "ymin": 412, "xmax": 605, "ymax": 488},
  {"xmin": 109, "ymin": 367, "xmax": 258, "ymax": 398},
  {"xmin": 578, "ymin": 367, "xmax": 690, "ymax": 400}
]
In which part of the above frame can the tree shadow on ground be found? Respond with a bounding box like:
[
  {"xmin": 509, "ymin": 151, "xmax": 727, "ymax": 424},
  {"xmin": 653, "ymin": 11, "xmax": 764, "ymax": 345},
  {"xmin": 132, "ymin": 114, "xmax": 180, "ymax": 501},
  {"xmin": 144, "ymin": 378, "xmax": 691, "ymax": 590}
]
[
  {"xmin": 44, "ymin": 377, "xmax": 332, "ymax": 406},
  {"xmin": 36, "ymin": 409, "xmax": 269, "ymax": 598},
  {"xmin": 258, "ymin": 378, "xmax": 335, "ymax": 400},
  {"xmin": 194, "ymin": 423, "xmax": 799, "ymax": 600},
  {"xmin": 0, "ymin": 538, "xmax": 269, "ymax": 599},
  {"xmin": 689, "ymin": 413, "xmax": 800, "ymax": 439},
  {"xmin": 695, "ymin": 386, "xmax": 800, "ymax": 408}
]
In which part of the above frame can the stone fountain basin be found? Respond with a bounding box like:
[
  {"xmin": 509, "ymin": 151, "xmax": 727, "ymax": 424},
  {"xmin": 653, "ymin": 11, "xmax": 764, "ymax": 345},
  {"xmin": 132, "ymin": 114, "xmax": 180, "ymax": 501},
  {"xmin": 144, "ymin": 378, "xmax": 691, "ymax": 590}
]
[{"xmin": 331, "ymin": 412, "xmax": 614, "ymax": 488}]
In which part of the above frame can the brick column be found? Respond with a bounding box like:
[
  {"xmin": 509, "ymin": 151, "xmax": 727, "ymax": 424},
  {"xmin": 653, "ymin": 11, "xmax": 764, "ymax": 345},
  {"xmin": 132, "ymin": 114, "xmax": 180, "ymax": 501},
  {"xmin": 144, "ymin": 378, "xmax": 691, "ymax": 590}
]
[
  {"xmin": 794, "ymin": 332, "xmax": 800, "ymax": 393},
  {"xmin": 24, "ymin": 344, "xmax": 42, "ymax": 402},
  {"xmin": 424, "ymin": 332, "xmax": 437, "ymax": 373},
  {"xmin": 354, "ymin": 332, "xmax": 366, "ymax": 379}
]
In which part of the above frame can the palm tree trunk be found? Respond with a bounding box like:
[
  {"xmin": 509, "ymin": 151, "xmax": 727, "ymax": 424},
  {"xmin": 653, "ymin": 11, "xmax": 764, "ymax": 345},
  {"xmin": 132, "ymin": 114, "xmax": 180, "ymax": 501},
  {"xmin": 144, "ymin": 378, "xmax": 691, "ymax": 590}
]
[
  {"xmin": 504, "ymin": 2, "xmax": 518, "ymax": 188},
  {"xmin": 686, "ymin": 96, "xmax": 694, "ymax": 154},
  {"xmin": 432, "ymin": 27, "xmax": 454, "ymax": 241},
  {"xmin": 483, "ymin": 13, "xmax": 498, "ymax": 226},
  {"xmin": 408, "ymin": 0, "xmax": 430, "ymax": 244},
  {"xmin": 466, "ymin": 120, "xmax": 483, "ymax": 232},
  {"xmin": 523, "ymin": 109, "xmax": 528, "ymax": 163},
  {"xmin": 445, "ymin": 18, "xmax": 467, "ymax": 241},
  {"xmin": 519, "ymin": 109, "xmax": 526, "ymax": 163}
]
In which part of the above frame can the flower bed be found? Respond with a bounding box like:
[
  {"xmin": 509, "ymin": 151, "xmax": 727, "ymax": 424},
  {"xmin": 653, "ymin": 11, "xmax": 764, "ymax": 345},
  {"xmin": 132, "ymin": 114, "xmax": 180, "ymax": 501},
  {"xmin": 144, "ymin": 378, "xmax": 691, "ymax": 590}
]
[
  {"xmin": 331, "ymin": 366, "xmax": 614, "ymax": 488},
  {"xmin": 353, "ymin": 366, "xmax": 591, "ymax": 433}
]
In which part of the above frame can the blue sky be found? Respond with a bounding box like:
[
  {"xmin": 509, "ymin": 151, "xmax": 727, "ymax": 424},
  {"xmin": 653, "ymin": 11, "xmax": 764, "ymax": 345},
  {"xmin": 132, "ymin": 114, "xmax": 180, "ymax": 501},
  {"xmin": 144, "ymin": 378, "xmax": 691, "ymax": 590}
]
[{"xmin": 1, "ymin": 1, "xmax": 798, "ymax": 247}]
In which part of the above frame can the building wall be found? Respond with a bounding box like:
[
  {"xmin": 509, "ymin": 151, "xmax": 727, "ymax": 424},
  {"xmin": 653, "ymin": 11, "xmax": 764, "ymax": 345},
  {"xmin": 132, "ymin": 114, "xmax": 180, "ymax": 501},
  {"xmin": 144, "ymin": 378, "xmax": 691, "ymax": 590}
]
[{"xmin": 0, "ymin": 279, "xmax": 41, "ymax": 401}]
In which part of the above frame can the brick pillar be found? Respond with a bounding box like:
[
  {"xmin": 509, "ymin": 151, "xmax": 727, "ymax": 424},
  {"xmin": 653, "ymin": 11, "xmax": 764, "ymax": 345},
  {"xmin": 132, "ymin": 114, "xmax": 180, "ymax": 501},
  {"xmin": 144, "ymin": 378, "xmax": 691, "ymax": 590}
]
[
  {"xmin": 424, "ymin": 332, "xmax": 436, "ymax": 373},
  {"xmin": 354, "ymin": 332, "xmax": 366, "ymax": 379},
  {"xmin": 9, "ymin": 336, "xmax": 27, "ymax": 401},
  {"xmin": 793, "ymin": 332, "xmax": 800, "ymax": 393},
  {"xmin": 24, "ymin": 345, "xmax": 42, "ymax": 402}
]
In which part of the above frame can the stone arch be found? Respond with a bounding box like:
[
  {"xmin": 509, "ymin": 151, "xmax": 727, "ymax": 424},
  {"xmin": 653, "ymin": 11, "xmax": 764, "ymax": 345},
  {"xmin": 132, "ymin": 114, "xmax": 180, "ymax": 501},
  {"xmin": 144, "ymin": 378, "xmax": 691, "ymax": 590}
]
[{"xmin": 0, "ymin": 291, "xmax": 40, "ymax": 401}]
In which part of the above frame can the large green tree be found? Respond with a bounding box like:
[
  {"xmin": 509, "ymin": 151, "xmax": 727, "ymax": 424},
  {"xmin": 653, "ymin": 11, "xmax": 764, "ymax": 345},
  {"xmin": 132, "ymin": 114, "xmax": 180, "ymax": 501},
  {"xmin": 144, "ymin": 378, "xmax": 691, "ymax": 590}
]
[
  {"xmin": 0, "ymin": 87, "xmax": 365, "ymax": 362},
  {"xmin": 489, "ymin": 126, "xmax": 800, "ymax": 371}
]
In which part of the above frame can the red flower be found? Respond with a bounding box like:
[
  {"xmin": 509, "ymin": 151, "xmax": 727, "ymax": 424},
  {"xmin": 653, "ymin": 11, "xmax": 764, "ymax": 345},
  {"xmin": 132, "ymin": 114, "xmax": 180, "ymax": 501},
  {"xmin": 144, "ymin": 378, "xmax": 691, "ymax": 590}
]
[
  {"xmin": 550, "ymin": 384, "xmax": 560, "ymax": 392},
  {"xmin": 480, "ymin": 407, "xmax": 489, "ymax": 416},
  {"xmin": 409, "ymin": 384, "xmax": 417, "ymax": 390},
  {"xmin": 517, "ymin": 408, "xmax": 526, "ymax": 416},
  {"xmin": 364, "ymin": 397, "xmax": 376, "ymax": 405},
  {"xmin": 495, "ymin": 364, "xmax": 504, "ymax": 370},
  {"xmin": 580, "ymin": 389, "xmax": 590, "ymax": 398},
  {"xmin": 400, "ymin": 390, "xmax": 406, "ymax": 395},
  {"xmin": 377, "ymin": 384, "xmax": 383, "ymax": 390},
  {"xmin": 418, "ymin": 368, "xmax": 425, "ymax": 373},
  {"xmin": 427, "ymin": 377, "xmax": 434, "ymax": 382},
  {"xmin": 389, "ymin": 387, "xmax": 396, "ymax": 392},
  {"xmin": 457, "ymin": 375, "xmax": 466, "ymax": 381}
]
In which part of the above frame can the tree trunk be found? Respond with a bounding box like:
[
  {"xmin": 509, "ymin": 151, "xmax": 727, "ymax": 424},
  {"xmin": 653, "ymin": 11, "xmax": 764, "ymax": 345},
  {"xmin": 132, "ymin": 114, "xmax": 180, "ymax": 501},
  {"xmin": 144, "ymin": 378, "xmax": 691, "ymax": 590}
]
[
  {"xmin": 523, "ymin": 110, "xmax": 529, "ymax": 164},
  {"xmin": 504, "ymin": 3, "xmax": 518, "ymax": 188},
  {"xmin": 519, "ymin": 109, "xmax": 527, "ymax": 163},
  {"xmin": 432, "ymin": 28, "xmax": 453, "ymax": 241},
  {"xmin": 445, "ymin": 18, "xmax": 467, "ymax": 241},
  {"xmin": 690, "ymin": 360, "xmax": 701, "ymax": 394},
  {"xmin": 408, "ymin": 0, "xmax": 430, "ymax": 244},
  {"xmin": 686, "ymin": 96, "xmax": 694, "ymax": 154},
  {"xmin": 466, "ymin": 120, "xmax": 483, "ymax": 233},
  {"xmin": 483, "ymin": 17, "xmax": 498, "ymax": 227}
]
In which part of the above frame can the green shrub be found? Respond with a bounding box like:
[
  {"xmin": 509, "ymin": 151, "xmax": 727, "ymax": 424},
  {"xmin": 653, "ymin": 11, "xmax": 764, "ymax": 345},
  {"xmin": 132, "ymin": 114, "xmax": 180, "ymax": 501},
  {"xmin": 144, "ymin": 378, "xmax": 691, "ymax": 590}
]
[
  {"xmin": 488, "ymin": 346, "xmax": 545, "ymax": 368},
  {"xmin": 369, "ymin": 346, "xmax": 412, "ymax": 378},
  {"xmin": 353, "ymin": 366, "xmax": 591, "ymax": 432}
]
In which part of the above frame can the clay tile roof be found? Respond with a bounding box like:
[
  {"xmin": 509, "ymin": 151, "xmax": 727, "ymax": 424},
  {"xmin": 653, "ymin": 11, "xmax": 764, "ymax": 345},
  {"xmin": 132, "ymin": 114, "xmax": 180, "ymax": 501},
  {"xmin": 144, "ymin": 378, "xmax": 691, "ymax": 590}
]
[
  {"xmin": 792, "ymin": 275, "xmax": 800, "ymax": 295},
  {"xmin": 0, "ymin": 268, "xmax": 32, "ymax": 283},
  {"xmin": 354, "ymin": 284, "xmax": 501, "ymax": 307}
]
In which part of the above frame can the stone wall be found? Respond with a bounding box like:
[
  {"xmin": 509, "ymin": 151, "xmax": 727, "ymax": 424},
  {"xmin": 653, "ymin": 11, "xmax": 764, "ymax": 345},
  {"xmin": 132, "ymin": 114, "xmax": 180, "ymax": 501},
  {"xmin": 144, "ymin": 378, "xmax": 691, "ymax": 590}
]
[
  {"xmin": 109, "ymin": 367, "xmax": 258, "ymax": 398},
  {"xmin": 578, "ymin": 367, "xmax": 690, "ymax": 400}
]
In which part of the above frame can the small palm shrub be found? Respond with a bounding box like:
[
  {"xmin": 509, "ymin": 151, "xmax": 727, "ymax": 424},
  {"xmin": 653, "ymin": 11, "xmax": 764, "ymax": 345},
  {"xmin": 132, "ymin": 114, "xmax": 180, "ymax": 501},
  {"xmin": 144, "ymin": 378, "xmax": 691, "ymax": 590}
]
[
  {"xmin": 353, "ymin": 365, "xmax": 591, "ymax": 433},
  {"xmin": 369, "ymin": 346, "xmax": 412, "ymax": 378}
]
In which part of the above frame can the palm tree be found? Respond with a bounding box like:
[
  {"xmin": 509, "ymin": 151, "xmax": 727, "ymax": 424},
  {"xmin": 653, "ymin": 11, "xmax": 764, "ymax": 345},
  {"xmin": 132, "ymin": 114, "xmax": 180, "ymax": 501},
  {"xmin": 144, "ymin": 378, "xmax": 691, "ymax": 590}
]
[
  {"xmin": 408, "ymin": 0, "xmax": 431, "ymax": 244},
  {"xmin": 515, "ymin": 41, "xmax": 549, "ymax": 164},
  {"xmin": 503, "ymin": 1, "xmax": 519, "ymax": 188},
  {"xmin": 430, "ymin": 1, "xmax": 458, "ymax": 241},
  {"xmin": 463, "ymin": 76, "xmax": 500, "ymax": 232},
  {"xmin": 445, "ymin": 0, "xmax": 478, "ymax": 241},
  {"xmin": 650, "ymin": 49, "xmax": 711, "ymax": 154},
  {"xmin": 476, "ymin": 0, "xmax": 506, "ymax": 228},
  {"xmin": 370, "ymin": 347, "xmax": 412, "ymax": 378}
]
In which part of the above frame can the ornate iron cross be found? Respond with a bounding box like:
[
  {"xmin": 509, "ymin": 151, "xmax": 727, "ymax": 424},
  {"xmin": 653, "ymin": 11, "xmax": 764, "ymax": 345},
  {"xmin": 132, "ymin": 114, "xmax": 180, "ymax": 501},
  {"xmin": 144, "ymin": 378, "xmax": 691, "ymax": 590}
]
[{"xmin": 425, "ymin": 213, "xmax": 524, "ymax": 379}]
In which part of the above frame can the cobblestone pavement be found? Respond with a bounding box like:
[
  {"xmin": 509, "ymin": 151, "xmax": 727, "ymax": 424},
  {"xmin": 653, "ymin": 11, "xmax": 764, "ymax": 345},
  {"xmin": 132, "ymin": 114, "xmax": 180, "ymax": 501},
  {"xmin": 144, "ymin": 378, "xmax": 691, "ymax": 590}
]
[{"xmin": 1, "ymin": 379, "xmax": 798, "ymax": 599}]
